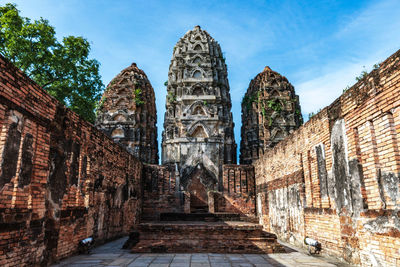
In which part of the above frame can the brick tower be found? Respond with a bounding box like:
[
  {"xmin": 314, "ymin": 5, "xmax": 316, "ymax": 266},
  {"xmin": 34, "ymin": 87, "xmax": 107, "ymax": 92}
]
[
  {"xmin": 95, "ymin": 63, "xmax": 158, "ymax": 164},
  {"xmin": 161, "ymin": 25, "xmax": 236, "ymax": 195},
  {"xmin": 240, "ymin": 66, "xmax": 303, "ymax": 164}
]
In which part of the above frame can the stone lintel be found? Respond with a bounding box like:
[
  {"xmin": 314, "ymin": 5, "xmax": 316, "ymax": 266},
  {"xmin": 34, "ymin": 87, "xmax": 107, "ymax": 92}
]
[{"xmin": 180, "ymin": 95, "xmax": 216, "ymax": 101}]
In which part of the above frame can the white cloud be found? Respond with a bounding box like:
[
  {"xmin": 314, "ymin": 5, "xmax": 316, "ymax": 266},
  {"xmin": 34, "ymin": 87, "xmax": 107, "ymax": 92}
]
[
  {"xmin": 296, "ymin": 62, "xmax": 372, "ymax": 115},
  {"xmin": 294, "ymin": 0, "xmax": 400, "ymax": 119}
]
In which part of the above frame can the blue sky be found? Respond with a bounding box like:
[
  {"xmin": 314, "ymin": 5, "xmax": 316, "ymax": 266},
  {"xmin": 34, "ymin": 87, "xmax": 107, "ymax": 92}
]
[{"xmin": 4, "ymin": 0, "xmax": 400, "ymax": 159}]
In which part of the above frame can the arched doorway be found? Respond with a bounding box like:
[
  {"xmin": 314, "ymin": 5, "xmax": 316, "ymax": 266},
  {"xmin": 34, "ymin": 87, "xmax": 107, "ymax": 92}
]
[
  {"xmin": 183, "ymin": 164, "xmax": 216, "ymax": 213},
  {"xmin": 188, "ymin": 177, "xmax": 208, "ymax": 213}
]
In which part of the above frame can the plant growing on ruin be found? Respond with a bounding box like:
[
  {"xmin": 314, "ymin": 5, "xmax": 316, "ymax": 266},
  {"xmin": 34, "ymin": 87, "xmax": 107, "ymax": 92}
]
[
  {"xmin": 266, "ymin": 99, "xmax": 282, "ymax": 113},
  {"xmin": 261, "ymin": 105, "xmax": 267, "ymax": 119},
  {"xmin": 0, "ymin": 3, "xmax": 104, "ymax": 123},
  {"xmin": 342, "ymin": 85, "xmax": 350, "ymax": 93},
  {"xmin": 268, "ymin": 116, "xmax": 273, "ymax": 126},
  {"xmin": 356, "ymin": 71, "xmax": 368, "ymax": 81},
  {"xmin": 167, "ymin": 91, "xmax": 176, "ymax": 103},
  {"xmin": 133, "ymin": 88, "xmax": 145, "ymax": 106},
  {"xmin": 105, "ymin": 79, "xmax": 118, "ymax": 92},
  {"xmin": 95, "ymin": 96, "xmax": 107, "ymax": 115},
  {"xmin": 308, "ymin": 108, "xmax": 321, "ymax": 120},
  {"xmin": 242, "ymin": 94, "xmax": 257, "ymax": 110},
  {"xmin": 164, "ymin": 81, "xmax": 168, "ymax": 86},
  {"xmin": 356, "ymin": 66, "xmax": 368, "ymax": 82},
  {"xmin": 257, "ymin": 91, "xmax": 262, "ymax": 103}
]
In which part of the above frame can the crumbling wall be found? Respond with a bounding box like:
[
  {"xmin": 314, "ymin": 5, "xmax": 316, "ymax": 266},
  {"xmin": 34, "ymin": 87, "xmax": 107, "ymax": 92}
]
[
  {"xmin": 0, "ymin": 55, "xmax": 142, "ymax": 266},
  {"xmin": 254, "ymin": 49, "xmax": 400, "ymax": 266},
  {"xmin": 257, "ymin": 170, "xmax": 305, "ymax": 246},
  {"xmin": 212, "ymin": 165, "xmax": 256, "ymax": 216},
  {"xmin": 141, "ymin": 164, "xmax": 184, "ymax": 220}
]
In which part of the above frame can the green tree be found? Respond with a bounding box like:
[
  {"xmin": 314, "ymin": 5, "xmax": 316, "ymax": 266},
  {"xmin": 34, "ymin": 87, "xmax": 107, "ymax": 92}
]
[{"xmin": 0, "ymin": 3, "xmax": 104, "ymax": 123}]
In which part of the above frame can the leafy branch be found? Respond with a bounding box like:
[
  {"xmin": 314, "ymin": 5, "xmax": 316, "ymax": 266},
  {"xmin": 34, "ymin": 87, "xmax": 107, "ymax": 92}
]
[{"xmin": 0, "ymin": 3, "xmax": 104, "ymax": 123}]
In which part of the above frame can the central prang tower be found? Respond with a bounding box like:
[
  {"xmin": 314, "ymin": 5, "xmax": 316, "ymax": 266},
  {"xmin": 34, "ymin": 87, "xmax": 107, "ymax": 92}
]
[{"xmin": 162, "ymin": 25, "xmax": 236, "ymax": 193}]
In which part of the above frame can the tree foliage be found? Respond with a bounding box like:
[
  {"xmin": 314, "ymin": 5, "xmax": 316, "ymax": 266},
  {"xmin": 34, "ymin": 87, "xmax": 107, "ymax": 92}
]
[{"xmin": 0, "ymin": 3, "xmax": 104, "ymax": 123}]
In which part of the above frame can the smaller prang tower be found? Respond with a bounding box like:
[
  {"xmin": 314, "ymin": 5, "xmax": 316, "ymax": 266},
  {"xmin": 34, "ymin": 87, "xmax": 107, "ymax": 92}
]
[
  {"xmin": 95, "ymin": 63, "xmax": 158, "ymax": 164},
  {"xmin": 240, "ymin": 66, "xmax": 303, "ymax": 164}
]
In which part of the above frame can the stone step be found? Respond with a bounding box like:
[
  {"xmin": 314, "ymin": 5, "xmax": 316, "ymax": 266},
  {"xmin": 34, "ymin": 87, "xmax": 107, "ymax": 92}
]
[
  {"xmin": 131, "ymin": 221, "xmax": 285, "ymax": 254},
  {"xmin": 159, "ymin": 212, "xmax": 258, "ymax": 223}
]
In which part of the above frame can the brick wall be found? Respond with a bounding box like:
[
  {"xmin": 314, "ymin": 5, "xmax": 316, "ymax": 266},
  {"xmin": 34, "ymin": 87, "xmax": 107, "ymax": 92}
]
[
  {"xmin": 212, "ymin": 165, "xmax": 256, "ymax": 216},
  {"xmin": 141, "ymin": 164, "xmax": 185, "ymax": 220},
  {"xmin": 254, "ymin": 49, "xmax": 400, "ymax": 266},
  {"xmin": 0, "ymin": 55, "xmax": 143, "ymax": 266}
]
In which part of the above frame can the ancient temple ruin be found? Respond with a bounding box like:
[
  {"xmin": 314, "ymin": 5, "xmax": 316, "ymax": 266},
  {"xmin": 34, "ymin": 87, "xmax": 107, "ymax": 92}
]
[
  {"xmin": 162, "ymin": 25, "xmax": 236, "ymax": 193},
  {"xmin": 95, "ymin": 63, "xmax": 158, "ymax": 164},
  {"xmin": 240, "ymin": 66, "xmax": 303, "ymax": 164},
  {"xmin": 1, "ymin": 24, "xmax": 400, "ymax": 267}
]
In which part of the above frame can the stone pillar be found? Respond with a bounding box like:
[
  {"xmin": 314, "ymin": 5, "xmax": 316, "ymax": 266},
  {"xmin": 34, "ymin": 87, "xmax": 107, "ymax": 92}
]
[
  {"xmin": 208, "ymin": 191, "xmax": 215, "ymax": 213},
  {"xmin": 183, "ymin": 191, "xmax": 191, "ymax": 213}
]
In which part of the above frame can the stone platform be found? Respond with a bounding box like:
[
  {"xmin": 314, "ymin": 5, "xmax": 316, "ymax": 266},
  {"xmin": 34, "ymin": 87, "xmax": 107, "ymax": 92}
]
[
  {"xmin": 159, "ymin": 212, "xmax": 258, "ymax": 223},
  {"xmin": 131, "ymin": 216, "xmax": 285, "ymax": 254}
]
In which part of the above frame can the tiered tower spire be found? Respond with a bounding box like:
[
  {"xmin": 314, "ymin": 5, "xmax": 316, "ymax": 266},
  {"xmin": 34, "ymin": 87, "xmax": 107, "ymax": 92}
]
[
  {"xmin": 162, "ymin": 26, "xmax": 236, "ymax": 191},
  {"xmin": 95, "ymin": 63, "xmax": 158, "ymax": 164},
  {"xmin": 240, "ymin": 66, "xmax": 303, "ymax": 164}
]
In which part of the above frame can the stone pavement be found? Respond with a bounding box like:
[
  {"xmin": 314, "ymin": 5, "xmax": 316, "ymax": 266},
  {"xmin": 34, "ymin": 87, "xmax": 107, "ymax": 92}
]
[{"xmin": 52, "ymin": 237, "xmax": 348, "ymax": 267}]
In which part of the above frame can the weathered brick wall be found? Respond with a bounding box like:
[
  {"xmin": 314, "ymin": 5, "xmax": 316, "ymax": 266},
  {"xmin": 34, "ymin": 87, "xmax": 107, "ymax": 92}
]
[
  {"xmin": 212, "ymin": 165, "xmax": 256, "ymax": 216},
  {"xmin": 222, "ymin": 165, "xmax": 255, "ymax": 195},
  {"xmin": 254, "ymin": 49, "xmax": 400, "ymax": 266},
  {"xmin": 141, "ymin": 164, "xmax": 184, "ymax": 220},
  {"xmin": 0, "ymin": 55, "xmax": 142, "ymax": 266}
]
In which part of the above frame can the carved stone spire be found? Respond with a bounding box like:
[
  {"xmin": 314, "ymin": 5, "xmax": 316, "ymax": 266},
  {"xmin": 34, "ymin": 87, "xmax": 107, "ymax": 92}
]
[
  {"xmin": 95, "ymin": 63, "xmax": 158, "ymax": 164},
  {"xmin": 240, "ymin": 66, "xmax": 303, "ymax": 164},
  {"xmin": 162, "ymin": 26, "xmax": 236, "ymax": 191}
]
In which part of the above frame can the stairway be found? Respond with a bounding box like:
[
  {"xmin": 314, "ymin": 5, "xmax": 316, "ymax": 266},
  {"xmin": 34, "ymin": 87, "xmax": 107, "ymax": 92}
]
[{"xmin": 130, "ymin": 213, "xmax": 285, "ymax": 254}]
